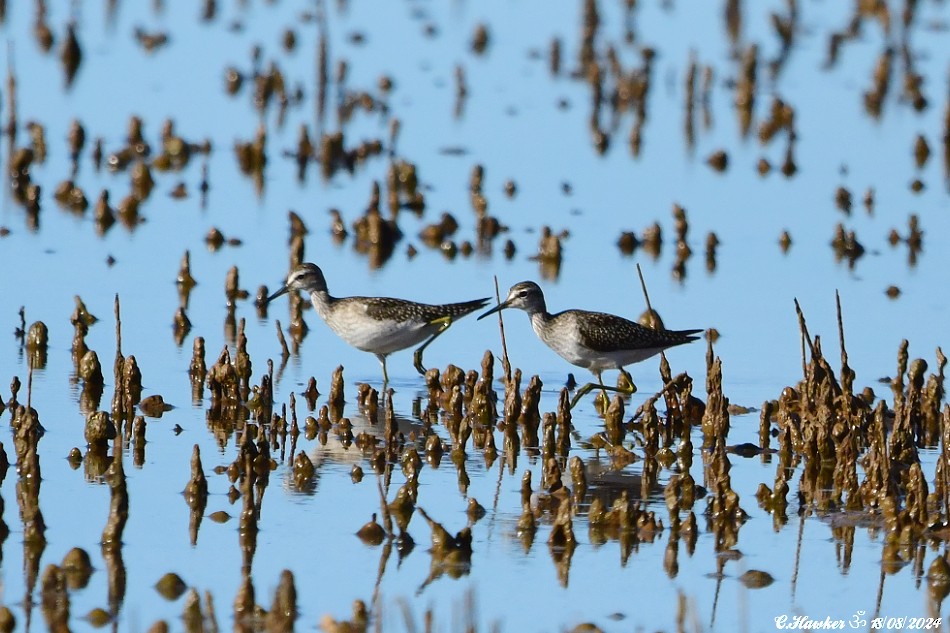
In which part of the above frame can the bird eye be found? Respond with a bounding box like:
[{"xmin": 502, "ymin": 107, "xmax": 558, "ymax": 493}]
[{"xmin": 518, "ymin": 290, "xmax": 527, "ymax": 298}]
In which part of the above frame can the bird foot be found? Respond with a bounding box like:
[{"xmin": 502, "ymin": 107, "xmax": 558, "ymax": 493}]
[
  {"xmin": 412, "ymin": 348, "xmax": 428, "ymax": 376},
  {"xmin": 569, "ymin": 380, "xmax": 636, "ymax": 410}
]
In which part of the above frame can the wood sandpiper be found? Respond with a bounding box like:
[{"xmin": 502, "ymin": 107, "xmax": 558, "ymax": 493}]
[
  {"xmin": 479, "ymin": 281, "xmax": 701, "ymax": 406},
  {"xmin": 267, "ymin": 263, "xmax": 490, "ymax": 382}
]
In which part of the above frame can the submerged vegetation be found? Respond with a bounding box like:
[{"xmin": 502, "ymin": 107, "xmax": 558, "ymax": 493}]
[{"xmin": 5, "ymin": 282, "xmax": 950, "ymax": 629}]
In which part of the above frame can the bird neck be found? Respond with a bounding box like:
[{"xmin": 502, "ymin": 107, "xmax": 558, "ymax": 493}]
[
  {"xmin": 521, "ymin": 296, "xmax": 549, "ymax": 320},
  {"xmin": 528, "ymin": 308, "xmax": 552, "ymax": 326},
  {"xmin": 308, "ymin": 289, "xmax": 335, "ymax": 316}
]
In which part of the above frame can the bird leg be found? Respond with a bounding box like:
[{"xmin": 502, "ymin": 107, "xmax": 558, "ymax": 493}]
[
  {"xmin": 412, "ymin": 317, "xmax": 452, "ymax": 376},
  {"xmin": 569, "ymin": 371, "xmax": 636, "ymax": 409},
  {"xmin": 376, "ymin": 354, "xmax": 390, "ymax": 384},
  {"xmin": 618, "ymin": 368, "xmax": 636, "ymax": 393}
]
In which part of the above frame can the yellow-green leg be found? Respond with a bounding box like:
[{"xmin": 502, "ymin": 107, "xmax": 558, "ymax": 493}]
[
  {"xmin": 569, "ymin": 371, "xmax": 635, "ymax": 409},
  {"xmin": 618, "ymin": 368, "xmax": 634, "ymax": 390},
  {"xmin": 376, "ymin": 354, "xmax": 390, "ymax": 384},
  {"xmin": 412, "ymin": 318, "xmax": 452, "ymax": 376}
]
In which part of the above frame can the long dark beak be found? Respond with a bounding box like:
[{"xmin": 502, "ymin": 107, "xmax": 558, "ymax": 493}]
[
  {"xmin": 265, "ymin": 285, "xmax": 290, "ymax": 304},
  {"xmin": 477, "ymin": 301, "xmax": 510, "ymax": 321}
]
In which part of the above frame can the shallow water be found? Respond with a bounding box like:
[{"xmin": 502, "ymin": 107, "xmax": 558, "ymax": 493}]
[{"xmin": 1, "ymin": 1, "xmax": 950, "ymax": 631}]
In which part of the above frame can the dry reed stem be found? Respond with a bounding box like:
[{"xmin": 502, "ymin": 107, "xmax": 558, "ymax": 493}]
[{"xmin": 492, "ymin": 275, "xmax": 511, "ymax": 386}]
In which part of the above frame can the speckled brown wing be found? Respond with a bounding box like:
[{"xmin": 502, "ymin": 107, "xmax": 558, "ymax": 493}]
[
  {"xmin": 566, "ymin": 310, "xmax": 701, "ymax": 352},
  {"xmin": 363, "ymin": 297, "xmax": 490, "ymax": 323}
]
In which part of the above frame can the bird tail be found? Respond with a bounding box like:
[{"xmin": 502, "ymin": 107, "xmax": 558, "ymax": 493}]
[
  {"xmin": 668, "ymin": 328, "xmax": 704, "ymax": 345},
  {"xmin": 444, "ymin": 297, "xmax": 492, "ymax": 318}
]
